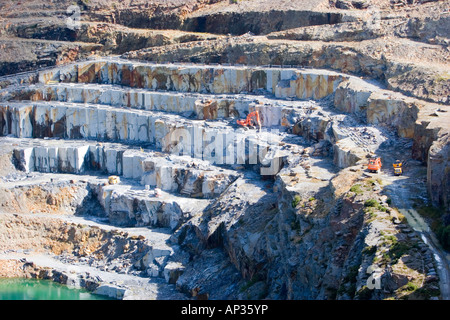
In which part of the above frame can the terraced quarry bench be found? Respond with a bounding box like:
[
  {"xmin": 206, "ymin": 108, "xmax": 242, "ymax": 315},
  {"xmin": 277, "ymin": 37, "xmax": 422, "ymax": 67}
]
[{"xmin": 0, "ymin": 55, "xmax": 448, "ymax": 300}]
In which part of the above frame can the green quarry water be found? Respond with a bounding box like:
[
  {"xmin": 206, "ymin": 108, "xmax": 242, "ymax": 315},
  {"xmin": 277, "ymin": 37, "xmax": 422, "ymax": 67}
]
[{"xmin": 0, "ymin": 278, "xmax": 112, "ymax": 300}]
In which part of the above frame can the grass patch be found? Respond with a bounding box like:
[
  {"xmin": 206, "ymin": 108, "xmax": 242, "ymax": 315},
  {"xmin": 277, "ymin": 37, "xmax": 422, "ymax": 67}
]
[
  {"xmin": 386, "ymin": 241, "xmax": 411, "ymax": 264},
  {"xmin": 395, "ymin": 210, "xmax": 407, "ymax": 223},
  {"xmin": 381, "ymin": 234, "xmax": 398, "ymax": 247},
  {"xmin": 364, "ymin": 178, "xmax": 382, "ymax": 188},
  {"xmin": 350, "ymin": 184, "xmax": 363, "ymax": 194},
  {"xmin": 292, "ymin": 195, "xmax": 301, "ymax": 208},
  {"xmin": 368, "ymin": 210, "xmax": 377, "ymax": 220},
  {"xmin": 435, "ymin": 72, "xmax": 450, "ymax": 82},
  {"xmin": 364, "ymin": 199, "xmax": 379, "ymax": 208},
  {"xmin": 364, "ymin": 198, "xmax": 388, "ymax": 214},
  {"xmin": 401, "ymin": 282, "xmax": 419, "ymax": 292},
  {"xmin": 384, "ymin": 235, "xmax": 398, "ymax": 243},
  {"xmin": 415, "ymin": 203, "xmax": 444, "ymax": 220}
]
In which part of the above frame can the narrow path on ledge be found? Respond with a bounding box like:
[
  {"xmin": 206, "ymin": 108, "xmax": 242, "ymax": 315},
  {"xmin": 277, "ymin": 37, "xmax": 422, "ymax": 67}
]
[{"xmin": 378, "ymin": 146, "xmax": 450, "ymax": 300}]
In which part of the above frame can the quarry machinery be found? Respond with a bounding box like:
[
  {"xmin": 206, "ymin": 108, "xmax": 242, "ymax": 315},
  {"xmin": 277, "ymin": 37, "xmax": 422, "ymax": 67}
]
[
  {"xmin": 237, "ymin": 111, "xmax": 262, "ymax": 130},
  {"xmin": 108, "ymin": 176, "xmax": 120, "ymax": 185},
  {"xmin": 368, "ymin": 157, "xmax": 382, "ymax": 173},
  {"xmin": 393, "ymin": 160, "xmax": 403, "ymax": 176}
]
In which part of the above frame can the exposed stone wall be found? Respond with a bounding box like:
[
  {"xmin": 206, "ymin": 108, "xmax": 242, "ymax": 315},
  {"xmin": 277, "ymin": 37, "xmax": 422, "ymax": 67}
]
[
  {"xmin": 175, "ymin": 158, "xmax": 441, "ymax": 299},
  {"xmin": 37, "ymin": 60, "xmax": 347, "ymax": 101},
  {"xmin": 3, "ymin": 59, "xmax": 448, "ymax": 209},
  {"xmin": 0, "ymin": 102, "xmax": 283, "ymax": 174},
  {"xmin": 427, "ymin": 131, "xmax": 450, "ymax": 210},
  {"xmin": 11, "ymin": 141, "xmax": 239, "ymax": 200},
  {"xmin": 26, "ymin": 83, "xmax": 314, "ymax": 123},
  {"xmin": 0, "ymin": 180, "xmax": 90, "ymax": 215},
  {"xmin": 30, "ymin": 61, "xmax": 424, "ymax": 133}
]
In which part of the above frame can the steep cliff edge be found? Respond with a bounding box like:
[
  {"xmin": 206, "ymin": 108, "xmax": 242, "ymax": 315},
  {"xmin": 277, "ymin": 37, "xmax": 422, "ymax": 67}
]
[{"xmin": 173, "ymin": 158, "xmax": 441, "ymax": 299}]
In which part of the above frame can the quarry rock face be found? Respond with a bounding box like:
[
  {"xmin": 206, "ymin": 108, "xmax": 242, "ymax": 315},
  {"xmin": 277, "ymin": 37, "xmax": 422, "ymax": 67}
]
[
  {"xmin": 0, "ymin": 57, "xmax": 447, "ymax": 300},
  {"xmin": 0, "ymin": 0, "xmax": 448, "ymax": 301},
  {"xmin": 428, "ymin": 132, "xmax": 450, "ymax": 209},
  {"xmin": 35, "ymin": 60, "xmax": 347, "ymax": 100}
]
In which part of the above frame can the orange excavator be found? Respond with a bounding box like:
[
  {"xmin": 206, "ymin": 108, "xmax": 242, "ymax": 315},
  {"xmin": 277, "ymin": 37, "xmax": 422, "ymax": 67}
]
[
  {"xmin": 237, "ymin": 111, "xmax": 261, "ymax": 130},
  {"xmin": 368, "ymin": 157, "xmax": 382, "ymax": 173}
]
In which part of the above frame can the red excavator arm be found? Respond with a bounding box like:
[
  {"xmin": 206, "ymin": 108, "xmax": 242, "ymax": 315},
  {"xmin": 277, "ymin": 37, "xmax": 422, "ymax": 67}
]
[{"xmin": 237, "ymin": 111, "xmax": 261, "ymax": 130}]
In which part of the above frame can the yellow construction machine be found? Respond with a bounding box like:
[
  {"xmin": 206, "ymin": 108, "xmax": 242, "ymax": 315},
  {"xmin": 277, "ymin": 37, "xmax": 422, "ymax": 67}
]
[
  {"xmin": 108, "ymin": 176, "xmax": 121, "ymax": 185},
  {"xmin": 393, "ymin": 160, "xmax": 403, "ymax": 176}
]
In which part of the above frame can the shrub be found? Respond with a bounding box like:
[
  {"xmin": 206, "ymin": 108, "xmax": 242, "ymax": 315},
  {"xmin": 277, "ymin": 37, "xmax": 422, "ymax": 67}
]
[
  {"xmin": 240, "ymin": 274, "xmax": 262, "ymax": 292},
  {"xmin": 364, "ymin": 199, "xmax": 379, "ymax": 207},
  {"xmin": 384, "ymin": 235, "xmax": 398, "ymax": 244},
  {"xmin": 368, "ymin": 210, "xmax": 377, "ymax": 220},
  {"xmin": 292, "ymin": 195, "xmax": 301, "ymax": 208},
  {"xmin": 402, "ymin": 282, "xmax": 418, "ymax": 292},
  {"xmin": 350, "ymin": 184, "xmax": 363, "ymax": 194},
  {"xmin": 443, "ymin": 214, "xmax": 450, "ymax": 226},
  {"xmin": 387, "ymin": 242, "xmax": 411, "ymax": 264}
]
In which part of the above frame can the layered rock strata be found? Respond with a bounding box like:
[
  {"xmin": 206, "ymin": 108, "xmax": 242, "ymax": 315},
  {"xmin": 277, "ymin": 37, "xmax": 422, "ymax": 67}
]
[{"xmin": 0, "ymin": 51, "xmax": 447, "ymax": 300}]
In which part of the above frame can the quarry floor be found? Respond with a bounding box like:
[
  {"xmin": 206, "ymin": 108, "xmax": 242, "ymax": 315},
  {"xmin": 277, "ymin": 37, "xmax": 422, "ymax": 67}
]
[{"xmin": 0, "ymin": 229, "xmax": 188, "ymax": 301}]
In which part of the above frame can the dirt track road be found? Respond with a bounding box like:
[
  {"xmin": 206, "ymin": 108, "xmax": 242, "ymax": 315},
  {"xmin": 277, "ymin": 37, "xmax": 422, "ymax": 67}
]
[{"xmin": 377, "ymin": 154, "xmax": 450, "ymax": 300}]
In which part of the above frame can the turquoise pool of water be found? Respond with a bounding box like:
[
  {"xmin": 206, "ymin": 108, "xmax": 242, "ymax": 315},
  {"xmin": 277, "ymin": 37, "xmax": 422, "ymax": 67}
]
[{"xmin": 0, "ymin": 278, "xmax": 112, "ymax": 300}]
